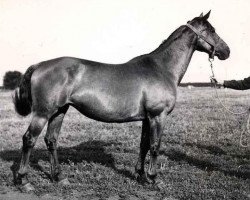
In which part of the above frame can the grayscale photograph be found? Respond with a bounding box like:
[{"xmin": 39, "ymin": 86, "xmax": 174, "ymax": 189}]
[{"xmin": 0, "ymin": 0, "xmax": 249, "ymax": 199}]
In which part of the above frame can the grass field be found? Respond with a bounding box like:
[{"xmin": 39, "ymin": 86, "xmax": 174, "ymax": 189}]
[{"xmin": 0, "ymin": 87, "xmax": 249, "ymax": 200}]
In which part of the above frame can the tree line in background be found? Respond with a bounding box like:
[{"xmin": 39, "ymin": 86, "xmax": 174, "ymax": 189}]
[{"xmin": 3, "ymin": 71, "xmax": 22, "ymax": 90}]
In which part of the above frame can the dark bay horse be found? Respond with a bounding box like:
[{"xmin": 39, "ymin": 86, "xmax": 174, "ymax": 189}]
[{"xmin": 13, "ymin": 11, "xmax": 230, "ymax": 189}]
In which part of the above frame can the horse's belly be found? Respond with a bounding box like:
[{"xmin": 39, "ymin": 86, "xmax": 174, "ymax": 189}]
[{"xmin": 70, "ymin": 92, "xmax": 145, "ymax": 122}]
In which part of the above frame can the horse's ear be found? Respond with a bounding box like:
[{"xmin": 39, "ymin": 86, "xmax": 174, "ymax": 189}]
[
  {"xmin": 203, "ymin": 10, "xmax": 211, "ymax": 20},
  {"xmin": 199, "ymin": 12, "xmax": 203, "ymax": 17}
]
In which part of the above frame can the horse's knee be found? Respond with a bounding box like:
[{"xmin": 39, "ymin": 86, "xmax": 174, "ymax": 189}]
[
  {"xmin": 44, "ymin": 137, "xmax": 56, "ymax": 151},
  {"xmin": 22, "ymin": 133, "xmax": 36, "ymax": 150}
]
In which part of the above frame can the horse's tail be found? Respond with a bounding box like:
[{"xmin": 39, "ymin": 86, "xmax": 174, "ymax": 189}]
[{"xmin": 13, "ymin": 65, "xmax": 38, "ymax": 116}]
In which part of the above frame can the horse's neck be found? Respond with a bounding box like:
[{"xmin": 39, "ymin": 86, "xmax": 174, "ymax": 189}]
[{"xmin": 150, "ymin": 26, "xmax": 197, "ymax": 85}]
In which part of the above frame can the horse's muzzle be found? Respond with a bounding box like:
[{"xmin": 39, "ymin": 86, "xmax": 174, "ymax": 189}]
[
  {"xmin": 215, "ymin": 40, "xmax": 230, "ymax": 60},
  {"xmin": 216, "ymin": 47, "xmax": 230, "ymax": 60}
]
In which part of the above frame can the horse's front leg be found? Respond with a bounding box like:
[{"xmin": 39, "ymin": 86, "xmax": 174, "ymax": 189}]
[
  {"xmin": 135, "ymin": 112, "xmax": 165, "ymax": 184},
  {"xmin": 147, "ymin": 113, "xmax": 165, "ymax": 183}
]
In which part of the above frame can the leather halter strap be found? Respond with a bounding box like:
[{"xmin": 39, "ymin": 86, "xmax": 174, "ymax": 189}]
[{"xmin": 185, "ymin": 23, "xmax": 216, "ymax": 58}]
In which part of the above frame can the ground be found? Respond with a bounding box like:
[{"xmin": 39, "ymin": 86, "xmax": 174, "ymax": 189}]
[{"xmin": 0, "ymin": 87, "xmax": 249, "ymax": 200}]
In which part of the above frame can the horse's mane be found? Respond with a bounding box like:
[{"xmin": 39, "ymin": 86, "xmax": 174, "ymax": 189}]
[{"xmin": 150, "ymin": 25, "xmax": 187, "ymax": 54}]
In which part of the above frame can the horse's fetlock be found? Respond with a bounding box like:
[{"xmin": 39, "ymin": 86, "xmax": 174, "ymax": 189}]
[
  {"xmin": 54, "ymin": 166, "xmax": 61, "ymax": 174},
  {"xmin": 150, "ymin": 143, "xmax": 159, "ymax": 156}
]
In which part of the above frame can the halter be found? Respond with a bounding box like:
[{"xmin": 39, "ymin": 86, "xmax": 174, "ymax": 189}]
[{"xmin": 185, "ymin": 23, "xmax": 216, "ymax": 59}]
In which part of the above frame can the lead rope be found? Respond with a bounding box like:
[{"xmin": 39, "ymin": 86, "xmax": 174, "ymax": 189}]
[{"xmin": 209, "ymin": 58, "xmax": 249, "ymax": 147}]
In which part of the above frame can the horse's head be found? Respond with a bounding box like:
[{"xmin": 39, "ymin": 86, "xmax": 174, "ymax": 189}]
[{"xmin": 187, "ymin": 11, "xmax": 230, "ymax": 60}]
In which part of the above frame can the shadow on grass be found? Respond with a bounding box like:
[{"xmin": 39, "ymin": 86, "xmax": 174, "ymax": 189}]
[
  {"xmin": 0, "ymin": 140, "xmax": 135, "ymax": 182},
  {"xmin": 2, "ymin": 140, "xmax": 249, "ymax": 183},
  {"xmin": 185, "ymin": 142, "xmax": 250, "ymax": 160},
  {"xmin": 161, "ymin": 146, "xmax": 250, "ymax": 179},
  {"xmin": 184, "ymin": 142, "xmax": 227, "ymax": 156}
]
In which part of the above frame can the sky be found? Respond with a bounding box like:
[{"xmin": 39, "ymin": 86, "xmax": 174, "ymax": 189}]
[{"xmin": 0, "ymin": 0, "xmax": 250, "ymax": 85}]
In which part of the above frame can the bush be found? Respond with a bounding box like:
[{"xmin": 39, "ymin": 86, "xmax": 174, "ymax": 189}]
[{"xmin": 3, "ymin": 71, "xmax": 22, "ymax": 90}]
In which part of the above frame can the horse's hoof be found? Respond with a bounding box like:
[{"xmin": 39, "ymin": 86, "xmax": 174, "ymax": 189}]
[
  {"xmin": 134, "ymin": 171, "xmax": 141, "ymax": 180},
  {"xmin": 146, "ymin": 173, "xmax": 157, "ymax": 182},
  {"xmin": 19, "ymin": 182, "xmax": 35, "ymax": 192},
  {"xmin": 153, "ymin": 179, "xmax": 165, "ymax": 190},
  {"xmin": 58, "ymin": 178, "xmax": 70, "ymax": 186},
  {"xmin": 136, "ymin": 173, "xmax": 154, "ymax": 185}
]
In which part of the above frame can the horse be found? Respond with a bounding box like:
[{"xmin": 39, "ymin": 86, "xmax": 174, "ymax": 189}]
[{"xmin": 13, "ymin": 11, "xmax": 230, "ymax": 190}]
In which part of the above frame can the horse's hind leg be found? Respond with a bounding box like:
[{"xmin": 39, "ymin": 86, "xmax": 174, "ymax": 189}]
[
  {"xmin": 135, "ymin": 118, "xmax": 150, "ymax": 180},
  {"xmin": 44, "ymin": 106, "xmax": 69, "ymax": 183},
  {"xmin": 16, "ymin": 115, "xmax": 48, "ymax": 189}
]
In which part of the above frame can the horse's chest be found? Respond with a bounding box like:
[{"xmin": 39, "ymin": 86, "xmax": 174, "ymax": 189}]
[{"xmin": 144, "ymin": 84, "xmax": 176, "ymax": 116}]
